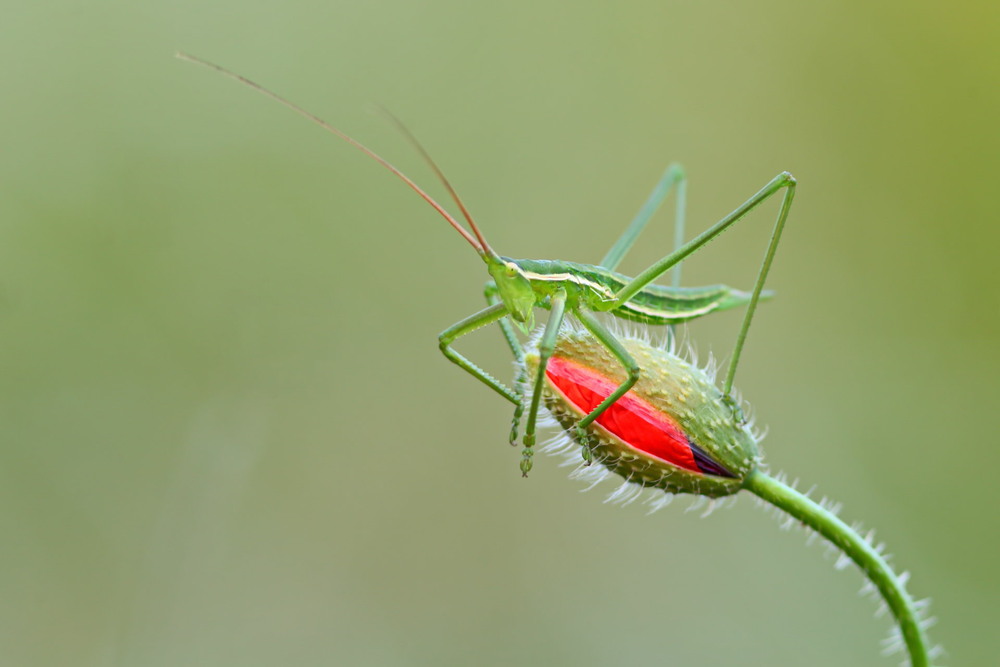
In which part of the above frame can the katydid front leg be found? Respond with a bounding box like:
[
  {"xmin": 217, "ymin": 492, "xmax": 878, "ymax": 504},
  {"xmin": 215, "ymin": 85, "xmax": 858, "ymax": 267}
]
[{"xmin": 438, "ymin": 303, "xmax": 520, "ymax": 405}]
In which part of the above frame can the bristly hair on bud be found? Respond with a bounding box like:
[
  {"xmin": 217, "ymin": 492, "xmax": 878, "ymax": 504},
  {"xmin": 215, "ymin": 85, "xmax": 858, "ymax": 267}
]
[{"xmin": 521, "ymin": 321, "xmax": 763, "ymax": 500}]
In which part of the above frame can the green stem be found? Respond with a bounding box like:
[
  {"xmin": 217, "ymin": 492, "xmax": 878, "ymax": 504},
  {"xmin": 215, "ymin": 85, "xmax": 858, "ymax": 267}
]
[{"xmin": 742, "ymin": 469, "xmax": 931, "ymax": 667}]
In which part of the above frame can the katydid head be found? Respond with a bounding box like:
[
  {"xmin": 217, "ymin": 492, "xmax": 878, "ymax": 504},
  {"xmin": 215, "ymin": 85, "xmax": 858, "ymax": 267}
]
[{"xmin": 487, "ymin": 257, "xmax": 536, "ymax": 333}]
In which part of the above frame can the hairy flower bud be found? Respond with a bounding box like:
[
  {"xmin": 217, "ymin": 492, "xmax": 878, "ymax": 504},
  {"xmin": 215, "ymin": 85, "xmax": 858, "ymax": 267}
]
[{"xmin": 524, "ymin": 327, "xmax": 760, "ymax": 497}]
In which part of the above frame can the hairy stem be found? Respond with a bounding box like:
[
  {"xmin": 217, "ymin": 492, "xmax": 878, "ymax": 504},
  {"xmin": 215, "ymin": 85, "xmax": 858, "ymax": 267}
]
[{"xmin": 742, "ymin": 469, "xmax": 932, "ymax": 667}]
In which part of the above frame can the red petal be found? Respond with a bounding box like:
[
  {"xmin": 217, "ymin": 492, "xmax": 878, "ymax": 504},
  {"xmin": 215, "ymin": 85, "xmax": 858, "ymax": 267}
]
[{"xmin": 545, "ymin": 356, "xmax": 699, "ymax": 473}]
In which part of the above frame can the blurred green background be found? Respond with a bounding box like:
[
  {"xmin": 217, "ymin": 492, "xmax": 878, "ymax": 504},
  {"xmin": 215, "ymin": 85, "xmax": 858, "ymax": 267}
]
[{"xmin": 1, "ymin": 1, "xmax": 997, "ymax": 665}]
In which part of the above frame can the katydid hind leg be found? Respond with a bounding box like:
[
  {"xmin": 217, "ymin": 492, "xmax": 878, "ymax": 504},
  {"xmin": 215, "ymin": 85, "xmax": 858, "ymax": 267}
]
[
  {"xmin": 670, "ymin": 168, "xmax": 688, "ymax": 289},
  {"xmin": 722, "ymin": 178, "xmax": 796, "ymax": 396},
  {"xmin": 519, "ymin": 288, "xmax": 568, "ymax": 476},
  {"xmin": 600, "ymin": 164, "xmax": 686, "ymax": 272},
  {"xmin": 438, "ymin": 303, "xmax": 521, "ymax": 405},
  {"xmin": 610, "ymin": 172, "xmax": 797, "ymax": 397}
]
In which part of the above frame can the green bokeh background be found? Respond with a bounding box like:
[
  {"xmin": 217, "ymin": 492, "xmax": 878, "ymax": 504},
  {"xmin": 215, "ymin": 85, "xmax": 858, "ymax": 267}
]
[{"xmin": 2, "ymin": 2, "xmax": 997, "ymax": 665}]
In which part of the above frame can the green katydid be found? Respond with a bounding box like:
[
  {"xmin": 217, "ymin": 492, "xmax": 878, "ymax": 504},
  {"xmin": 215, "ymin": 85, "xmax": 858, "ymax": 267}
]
[{"xmin": 178, "ymin": 53, "xmax": 796, "ymax": 476}]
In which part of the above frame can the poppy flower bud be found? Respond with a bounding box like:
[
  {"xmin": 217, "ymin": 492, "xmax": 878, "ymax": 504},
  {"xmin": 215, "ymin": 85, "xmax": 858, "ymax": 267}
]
[{"xmin": 524, "ymin": 327, "xmax": 761, "ymax": 497}]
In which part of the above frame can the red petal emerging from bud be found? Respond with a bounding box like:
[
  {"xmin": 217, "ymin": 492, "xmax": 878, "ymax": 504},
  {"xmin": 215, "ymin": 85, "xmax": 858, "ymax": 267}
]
[
  {"xmin": 524, "ymin": 327, "xmax": 758, "ymax": 496},
  {"xmin": 546, "ymin": 356, "xmax": 701, "ymax": 474}
]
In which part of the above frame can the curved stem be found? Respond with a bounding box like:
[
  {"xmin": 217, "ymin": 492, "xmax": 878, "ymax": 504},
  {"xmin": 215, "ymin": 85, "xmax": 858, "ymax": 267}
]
[{"xmin": 742, "ymin": 469, "xmax": 931, "ymax": 667}]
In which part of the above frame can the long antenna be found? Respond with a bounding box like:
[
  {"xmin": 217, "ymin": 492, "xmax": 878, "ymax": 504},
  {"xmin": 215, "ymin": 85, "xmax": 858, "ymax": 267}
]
[
  {"xmin": 176, "ymin": 52, "xmax": 484, "ymax": 255},
  {"xmin": 377, "ymin": 108, "xmax": 496, "ymax": 258}
]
